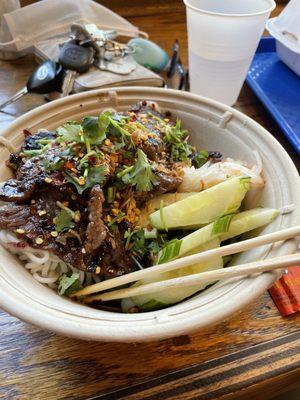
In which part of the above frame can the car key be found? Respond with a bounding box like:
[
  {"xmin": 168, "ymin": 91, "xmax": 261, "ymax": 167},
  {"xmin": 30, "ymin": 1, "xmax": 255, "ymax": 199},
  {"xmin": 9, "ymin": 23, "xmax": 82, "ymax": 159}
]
[
  {"xmin": 59, "ymin": 40, "xmax": 94, "ymax": 97},
  {"xmin": 0, "ymin": 60, "xmax": 63, "ymax": 111}
]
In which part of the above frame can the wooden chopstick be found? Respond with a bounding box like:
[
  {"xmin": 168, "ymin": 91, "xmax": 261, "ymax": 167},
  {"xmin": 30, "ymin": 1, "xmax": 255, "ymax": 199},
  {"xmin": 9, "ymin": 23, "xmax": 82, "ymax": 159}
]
[
  {"xmin": 72, "ymin": 225, "xmax": 300, "ymax": 298},
  {"xmin": 83, "ymin": 253, "xmax": 300, "ymax": 303}
]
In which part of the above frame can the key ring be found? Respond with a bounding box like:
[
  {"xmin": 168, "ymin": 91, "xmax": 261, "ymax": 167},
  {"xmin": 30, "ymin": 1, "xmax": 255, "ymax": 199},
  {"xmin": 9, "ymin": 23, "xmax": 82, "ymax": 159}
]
[{"xmin": 103, "ymin": 41, "xmax": 135, "ymax": 61}]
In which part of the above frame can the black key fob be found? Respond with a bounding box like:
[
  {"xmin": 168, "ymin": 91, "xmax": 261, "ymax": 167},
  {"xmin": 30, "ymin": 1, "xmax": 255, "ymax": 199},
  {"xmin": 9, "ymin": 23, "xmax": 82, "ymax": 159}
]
[
  {"xmin": 59, "ymin": 40, "xmax": 94, "ymax": 73},
  {"xmin": 27, "ymin": 60, "xmax": 59, "ymax": 94}
]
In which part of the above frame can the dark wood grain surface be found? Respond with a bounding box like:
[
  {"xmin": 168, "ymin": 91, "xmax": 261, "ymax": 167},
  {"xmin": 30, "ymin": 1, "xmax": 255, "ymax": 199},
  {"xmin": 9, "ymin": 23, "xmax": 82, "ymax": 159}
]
[{"xmin": 0, "ymin": 2, "xmax": 299, "ymax": 400}]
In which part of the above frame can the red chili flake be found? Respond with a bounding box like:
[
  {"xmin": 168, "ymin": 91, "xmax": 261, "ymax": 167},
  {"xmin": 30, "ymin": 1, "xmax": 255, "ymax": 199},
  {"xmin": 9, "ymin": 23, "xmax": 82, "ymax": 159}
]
[
  {"xmin": 65, "ymin": 161, "xmax": 74, "ymax": 170},
  {"xmin": 12, "ymin": 242, "xmax": 27, "ymax": 249},
  {"xmin": 23, "ymin": 128, "xmax": 32, "ymax": 137},
  {"xmin": 130, "ymin": 114, "xmax": 137, "ymax": 122},
  {"xmin": 88, "ymin": 155, "xmax": 97, "ymax": 165},
  {"xmin": 30, "ymin": 205, "xmax": 36, "ymax": 215}
]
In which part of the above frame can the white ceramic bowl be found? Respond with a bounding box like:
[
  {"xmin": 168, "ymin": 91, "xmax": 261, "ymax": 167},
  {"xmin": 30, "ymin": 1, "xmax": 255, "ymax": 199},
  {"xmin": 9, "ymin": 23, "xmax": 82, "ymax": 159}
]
[{"xmin": 0, "ymin": 87, "xmax": 299, "ymax": 342}]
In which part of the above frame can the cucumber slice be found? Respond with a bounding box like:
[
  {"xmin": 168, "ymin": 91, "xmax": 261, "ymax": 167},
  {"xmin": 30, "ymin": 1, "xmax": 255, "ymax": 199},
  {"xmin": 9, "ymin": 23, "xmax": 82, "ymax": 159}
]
[
  {"xmin": 150, "ymin": 176, "xmax": 251, "ymax": 230},
  {"xmin": 156, "ymin": 207, "xmax": 279, "ymax": 264},
  {"xmin": 127, "ymin": 207, "xmax": 279, "ymax": 311},
  {"xmin": 130, "ymin": 239, "xmax": 223, "ymax": 311},
  {"xmin": 139, "ymin": 192, "xmax": 196, "ymax": 227},
  {"xmin": 219, "ymin": 207, "xmax": 280, "ymax": 241}
]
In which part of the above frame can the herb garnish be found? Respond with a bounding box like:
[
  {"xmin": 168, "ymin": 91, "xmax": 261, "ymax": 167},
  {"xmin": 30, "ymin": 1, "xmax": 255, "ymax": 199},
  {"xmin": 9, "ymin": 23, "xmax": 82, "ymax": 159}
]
[
  {"xmin": 53, "ymin": 209, "xmax": 75, "ymax": 233},
  {"xmin": 124, "ymin": 228, "xmax": 162, "ymax": 261},
  {"xmin": 56, "ymin": 122, "xmax": 82, "ymax": 144},
  {"xmin": 82, "ymin": 115, "xmax": 108, "ymax": 145},
  {"xmin": 192, "ymin": 150, "xmax": 209, "ymax": 168},
  {"xmin": 65, "ymin": 165, "xmax": 107, "ymax": 194},
  {"xmin": 57, "ymin": 272, "xmax": 82, "ymax": 296},
  {"xmin": 120, "ymin": 149, "xmax": 158, "ymax": 192},
  {"xmin": 163, "ymin": 120, "xmax": 192, "ymax": 163}
]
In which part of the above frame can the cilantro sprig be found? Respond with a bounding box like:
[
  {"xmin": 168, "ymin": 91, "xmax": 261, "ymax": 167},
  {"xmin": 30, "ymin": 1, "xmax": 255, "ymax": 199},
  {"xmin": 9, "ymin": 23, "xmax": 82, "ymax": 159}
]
[
  {"xmin": 119, "ymin": 149, "xmax": 158, "ymax": 192},
  {"xmin": 163, "ymin": 120, "xmax": 192, "ymax": 163},
  {"xmin": 65, "ymin": 165, "xmax": 107, "ymax": 194},
  {"xmin": 124, "ymin": 228, "xmax": 162, "ymax": 261}
]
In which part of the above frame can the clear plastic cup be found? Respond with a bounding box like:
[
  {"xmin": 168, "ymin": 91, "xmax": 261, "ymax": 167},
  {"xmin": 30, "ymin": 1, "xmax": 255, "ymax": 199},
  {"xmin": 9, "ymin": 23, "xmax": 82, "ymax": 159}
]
[{"xmin": 184, "ymin": 0, "xmax": 276, "ymax": 105}]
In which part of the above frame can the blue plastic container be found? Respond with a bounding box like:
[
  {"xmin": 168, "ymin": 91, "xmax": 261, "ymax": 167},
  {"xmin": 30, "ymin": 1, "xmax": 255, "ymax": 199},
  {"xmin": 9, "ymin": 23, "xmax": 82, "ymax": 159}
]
[{"xmin": 246, "ymin": 37, "xmax": 300, "ymax": 154}]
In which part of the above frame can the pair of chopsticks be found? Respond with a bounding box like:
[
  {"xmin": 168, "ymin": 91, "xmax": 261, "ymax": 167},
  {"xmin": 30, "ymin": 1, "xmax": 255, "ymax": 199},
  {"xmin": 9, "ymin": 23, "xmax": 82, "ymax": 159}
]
[{"xmin": 72, "ymin": 225, "xmax": 300, "ymax": 302}]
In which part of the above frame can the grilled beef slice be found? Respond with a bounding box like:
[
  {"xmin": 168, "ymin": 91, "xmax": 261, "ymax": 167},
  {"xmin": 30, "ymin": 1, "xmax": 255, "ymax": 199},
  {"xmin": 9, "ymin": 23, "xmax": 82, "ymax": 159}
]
[{"xmin": 84, "ymin": 185, "xmax": 107, "ymax": 254}]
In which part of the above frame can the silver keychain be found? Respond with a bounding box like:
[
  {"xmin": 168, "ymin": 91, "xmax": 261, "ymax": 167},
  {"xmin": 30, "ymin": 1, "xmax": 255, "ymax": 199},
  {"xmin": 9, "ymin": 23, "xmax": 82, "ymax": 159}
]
[
  {"xmin": 71, "ymin": 23, "xmax": 137, "ymax": 75},
  {"xmin": 97, "ymin": 54, "xmax": 137, "ymax": 75}
]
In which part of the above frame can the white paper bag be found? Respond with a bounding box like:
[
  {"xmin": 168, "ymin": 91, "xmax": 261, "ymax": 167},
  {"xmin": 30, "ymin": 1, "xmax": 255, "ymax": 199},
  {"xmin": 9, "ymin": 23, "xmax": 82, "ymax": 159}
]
[{"xmin": 0, "ymin": 0, "xmax": 145, "ymax": 57}]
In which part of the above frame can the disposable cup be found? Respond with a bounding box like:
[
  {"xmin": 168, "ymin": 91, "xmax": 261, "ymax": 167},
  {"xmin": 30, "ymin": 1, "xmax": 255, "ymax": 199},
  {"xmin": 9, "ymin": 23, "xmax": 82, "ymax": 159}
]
[{"xmin": 184, "ymin": 0, "xmax": 276, "ymax": 105}]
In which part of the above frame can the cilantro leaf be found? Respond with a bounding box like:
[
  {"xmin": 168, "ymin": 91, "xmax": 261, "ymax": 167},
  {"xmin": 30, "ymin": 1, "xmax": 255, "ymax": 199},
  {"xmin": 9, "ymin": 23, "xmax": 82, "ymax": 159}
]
[
  {"xmin": 98, "ymin": 112, "xmax": 111, "ymax": 135},
  {"xmin": 82, "ymin": 113, "xmax": 109, "ymax": 145},
  {"xmin": 192, "ymin": 150, "xmax": 209, "ymax": 168},
  {"xmin": 163, "ymin": 120, "xmax": 192, "ymax": 163},
  {"xmin": 124, "ymin": 228, "xmax": 162, "ymax": 261},
  {"xmin": 56, "ymin": 122, "xmax": 82, "ymax": 143},
  {"xmin": 121, "ymin": 149, "xmax": 158, "ymax": 192},
  {"xmin": 57, "ymin": 272, "xmax": 82, "ymax": 296},
  {"xmin": 107, "ymin": 114, "xmax": 132, "ymax": 146},
  {"xmin": 53, "ymin": 209, "xmax": 74, "ymax": 233},
  {"xmin": 86, "ymin": 165, "xmax": 107, "ymax": 187},
  {"xmin": 65, "ymin": 165, "xmax": 107, "ymax": 194}
]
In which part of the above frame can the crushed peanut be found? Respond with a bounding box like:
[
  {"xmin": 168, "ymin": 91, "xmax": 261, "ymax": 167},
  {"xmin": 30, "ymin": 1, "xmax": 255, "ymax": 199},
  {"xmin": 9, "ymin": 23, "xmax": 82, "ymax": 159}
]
[
  {"xmin": 95, "ymin": 267, "xmax": 101, "ymax": 274},
  {"xmin": 35, "ymin": 237, "xmax": 44, "ymax": 245},
  {"xmin": 104, "ymin": 139, "xmax": 111, "ymax": 146},
  {"xmin": 81, "ymin": 248, "xmax": 86, "ymax": 254},
  {"xmin": 44, "ymin": 177, "xmax": 52, "ymax": 183},
  {"xmin": 15, "ymin": 229, "xmax": 25, "ymax": 234},
  {"xmin": 38, "ymin": 210, "xmax": 46, "ymax": 216},
  {"xmin": 78, "ymin": 177, "xmax": 85, "ymax": 185},
  {"xmin": 50, "ymin": 231, "xmax": 58, "ymax": 237},
  {"xmin": 73, "ymin": 210, "xmax": 81, "ymax": 222}
]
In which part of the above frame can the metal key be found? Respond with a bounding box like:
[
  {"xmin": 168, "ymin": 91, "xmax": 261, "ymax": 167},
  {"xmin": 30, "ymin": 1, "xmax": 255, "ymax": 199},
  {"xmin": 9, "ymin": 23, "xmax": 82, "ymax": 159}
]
[
  {"xmin": 59, "ymin": 40, "xmax": 94, "ymax": 97},
  {"xmin": 0, "ymin": 60, "xmax": 63, "ymax": 111}
]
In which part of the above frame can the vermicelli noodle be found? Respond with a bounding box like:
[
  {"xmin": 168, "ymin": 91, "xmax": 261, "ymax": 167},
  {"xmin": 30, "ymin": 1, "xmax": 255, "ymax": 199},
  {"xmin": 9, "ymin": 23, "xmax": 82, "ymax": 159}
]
[{"xmin": 0, "ymin": 230, "xmax": 100, "ymax": 289}]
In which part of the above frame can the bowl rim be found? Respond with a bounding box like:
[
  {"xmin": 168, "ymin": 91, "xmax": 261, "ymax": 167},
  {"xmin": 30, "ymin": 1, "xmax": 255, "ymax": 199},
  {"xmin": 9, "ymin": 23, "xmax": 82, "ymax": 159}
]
[{"xmin": 0, "ymin": 86, "xmax": 299, "ymax": 342}]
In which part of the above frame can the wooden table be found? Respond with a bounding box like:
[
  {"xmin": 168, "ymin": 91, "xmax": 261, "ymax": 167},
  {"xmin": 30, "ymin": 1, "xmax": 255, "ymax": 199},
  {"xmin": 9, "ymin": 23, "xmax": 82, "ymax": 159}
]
[{"xmin": 0, "ymin": 2, "xmax": 299, "ymax": 400}]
